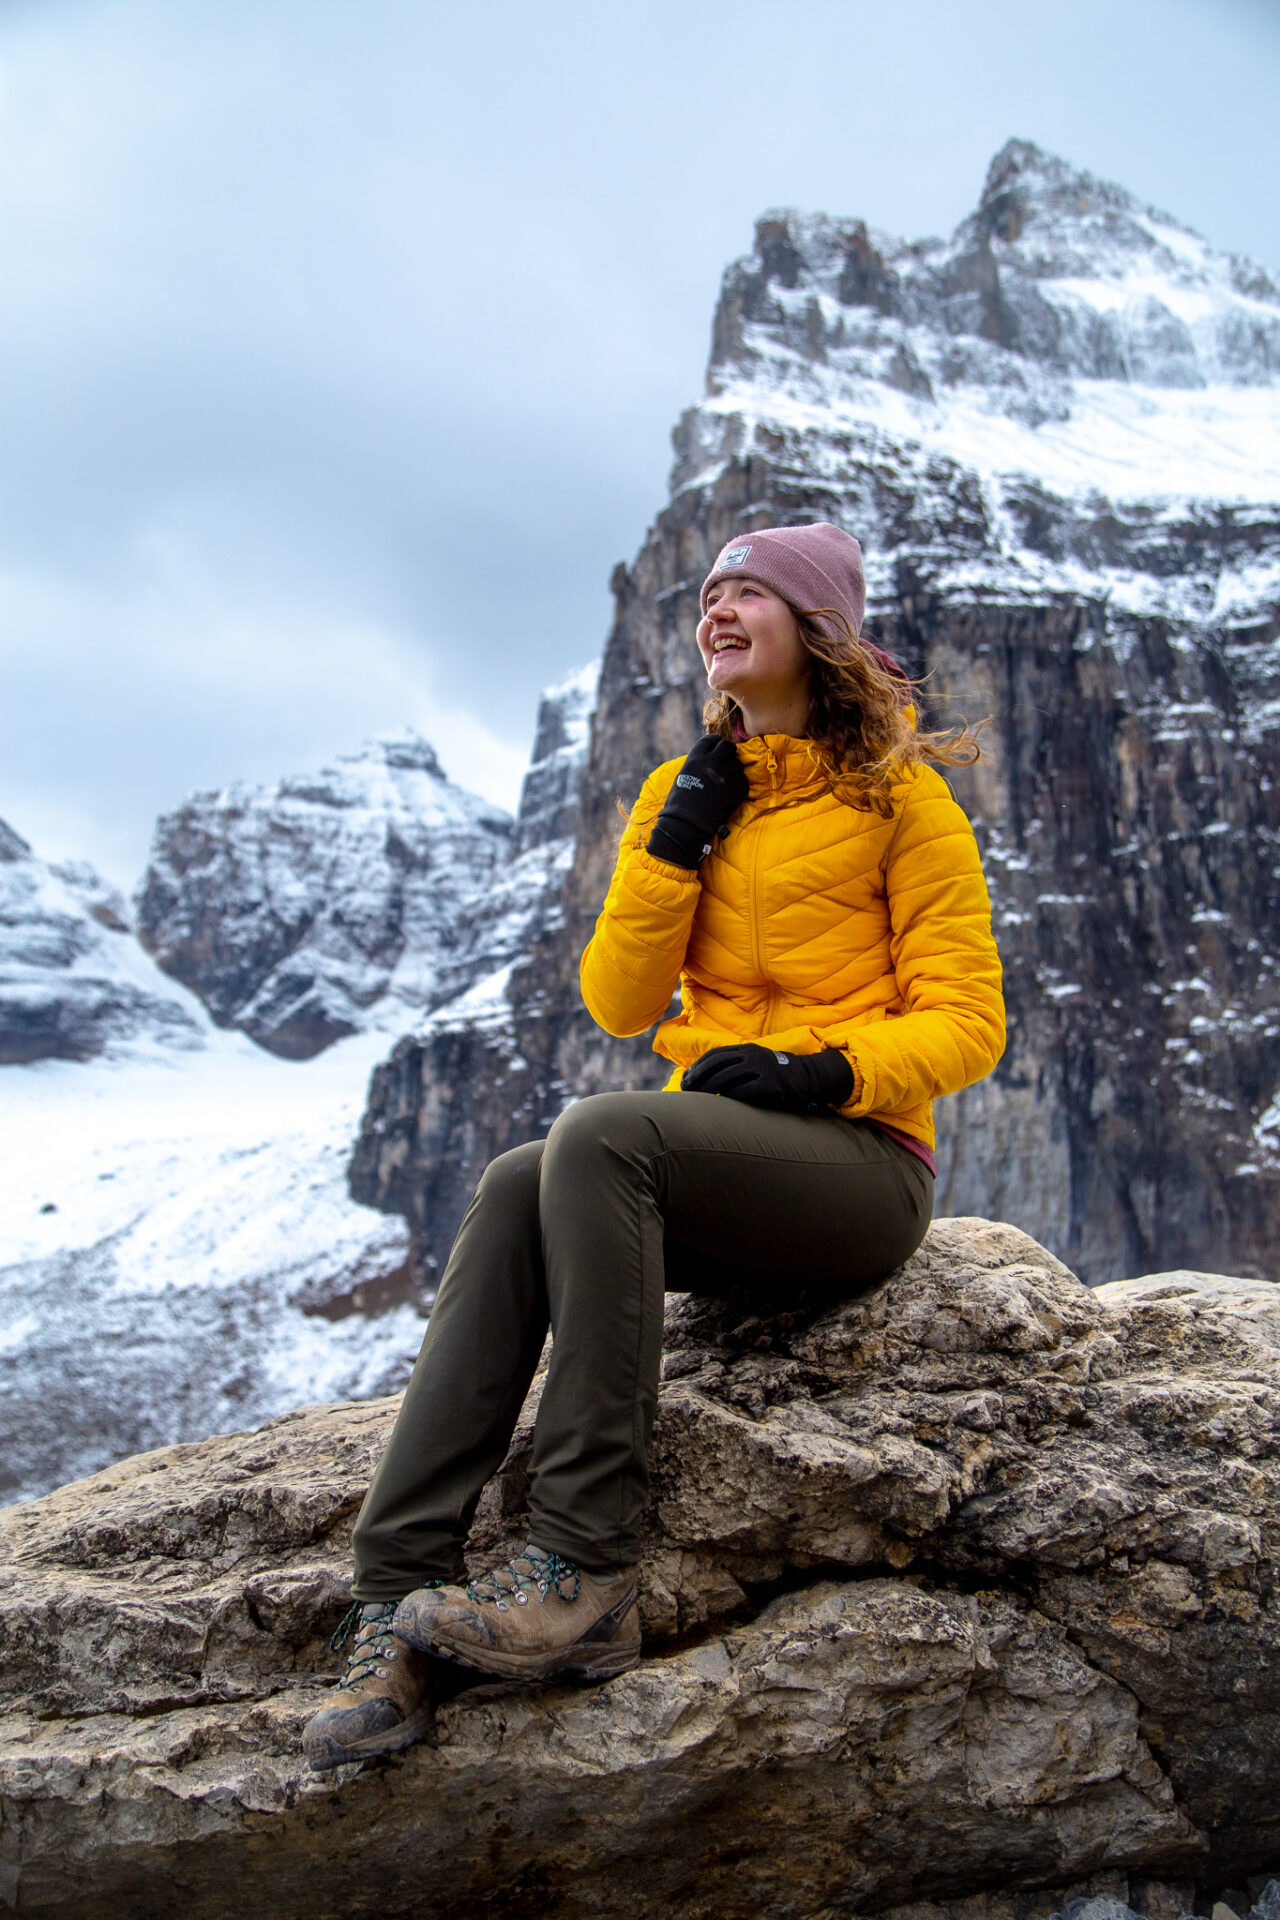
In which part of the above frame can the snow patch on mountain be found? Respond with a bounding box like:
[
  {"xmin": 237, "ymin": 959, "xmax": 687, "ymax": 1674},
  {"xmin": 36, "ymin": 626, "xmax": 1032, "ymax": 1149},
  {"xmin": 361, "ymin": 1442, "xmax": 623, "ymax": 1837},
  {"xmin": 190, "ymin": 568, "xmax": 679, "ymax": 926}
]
[{"xmin": 0, "ymin": 1028, "xmax": 418, "ymax": 1502}]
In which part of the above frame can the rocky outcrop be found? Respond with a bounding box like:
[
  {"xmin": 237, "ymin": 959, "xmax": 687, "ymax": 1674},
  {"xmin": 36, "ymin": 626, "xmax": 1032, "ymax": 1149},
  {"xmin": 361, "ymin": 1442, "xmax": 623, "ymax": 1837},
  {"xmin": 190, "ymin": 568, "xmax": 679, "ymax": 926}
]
[
  {"xmin": 0, "ymin": 816, "xmax": 208, "ymax": 1064},
  {"xmin": 351, "ymin": 139, "xmax": 1280, "ymax": 1286},
  {"xmin": 135, "ymin": 733, "xmax": 514, "ymax": 1059},
  {"xmin": 5, "ymin": 1218, "xmax": 1280, "ymax": 1915}
]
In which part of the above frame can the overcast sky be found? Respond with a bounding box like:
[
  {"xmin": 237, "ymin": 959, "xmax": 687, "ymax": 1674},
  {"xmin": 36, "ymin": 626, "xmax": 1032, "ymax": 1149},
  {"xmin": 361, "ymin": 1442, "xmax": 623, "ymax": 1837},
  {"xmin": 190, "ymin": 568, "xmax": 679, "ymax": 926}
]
[{"xmin": 1, "ymin": 0, "xmax": 1278, "ymax": 884}]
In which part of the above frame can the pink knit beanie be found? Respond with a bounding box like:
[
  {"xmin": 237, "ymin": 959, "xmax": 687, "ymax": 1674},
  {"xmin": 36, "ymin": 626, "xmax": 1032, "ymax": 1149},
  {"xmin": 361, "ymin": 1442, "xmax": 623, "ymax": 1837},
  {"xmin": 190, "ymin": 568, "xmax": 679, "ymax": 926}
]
[{"xmin": 701, "ymin": 522, "xmax": 866, "ymax": 640}]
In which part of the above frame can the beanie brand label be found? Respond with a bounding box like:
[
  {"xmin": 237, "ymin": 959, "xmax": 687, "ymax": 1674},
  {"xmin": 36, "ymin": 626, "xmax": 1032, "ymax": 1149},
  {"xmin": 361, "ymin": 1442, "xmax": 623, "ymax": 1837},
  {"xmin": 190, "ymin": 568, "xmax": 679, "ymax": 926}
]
[{"xmin": 721, "ymin": 545, "xmax": 752, "ymax": 567}]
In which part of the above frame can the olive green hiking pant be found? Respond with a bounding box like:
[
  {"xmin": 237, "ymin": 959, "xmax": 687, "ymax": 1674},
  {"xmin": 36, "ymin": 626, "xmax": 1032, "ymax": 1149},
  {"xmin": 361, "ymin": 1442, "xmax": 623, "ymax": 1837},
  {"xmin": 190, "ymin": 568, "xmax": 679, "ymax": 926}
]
[{"xmin": 351, "ymin": 1089, "xmax": 934, "ymax": 1598}]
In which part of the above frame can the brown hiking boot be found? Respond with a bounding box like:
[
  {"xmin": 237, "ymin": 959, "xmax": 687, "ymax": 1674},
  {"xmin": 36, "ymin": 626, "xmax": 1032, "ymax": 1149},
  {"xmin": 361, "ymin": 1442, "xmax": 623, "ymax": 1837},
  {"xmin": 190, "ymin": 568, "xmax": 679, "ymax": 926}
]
[
  {"xmin": 302, "ymin": 1598, "xmax": 444, "ymax": 1771},
  {"xmin": 393, "ymin": 1547, "xmax": 641, "ymax": 1684}
]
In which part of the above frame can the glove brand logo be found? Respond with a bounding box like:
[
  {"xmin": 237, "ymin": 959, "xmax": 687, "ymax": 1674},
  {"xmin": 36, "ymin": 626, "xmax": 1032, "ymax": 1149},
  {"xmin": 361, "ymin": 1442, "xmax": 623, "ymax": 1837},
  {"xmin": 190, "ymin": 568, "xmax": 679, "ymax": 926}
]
[
  {"xmin": 721, "ymin": 545, "xmax": 752, "ymax": 568},
  {"xmin": 675, "ymin": 774, "xmax": 705, "ymax": 791},
  {"xmin": 774, "ymin": 1052, "xmax": 791, "ymax": 1064}
]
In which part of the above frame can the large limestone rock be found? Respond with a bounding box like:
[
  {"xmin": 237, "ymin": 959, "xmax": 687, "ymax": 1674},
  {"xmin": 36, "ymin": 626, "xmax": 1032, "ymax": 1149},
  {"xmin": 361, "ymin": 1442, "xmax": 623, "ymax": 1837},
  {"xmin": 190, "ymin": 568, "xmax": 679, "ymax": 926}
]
[{"xmin": 3, "ymin": 1219, "xmax": 1278, "ymax": 1916}]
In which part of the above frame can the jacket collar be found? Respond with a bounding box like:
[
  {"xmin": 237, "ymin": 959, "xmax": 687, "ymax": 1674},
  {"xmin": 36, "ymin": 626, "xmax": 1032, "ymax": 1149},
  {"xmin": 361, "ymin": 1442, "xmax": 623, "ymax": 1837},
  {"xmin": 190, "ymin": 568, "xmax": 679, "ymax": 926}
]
[{"xmin": 735, "ymin": 732, "xmax": 832, "ymax": 805}]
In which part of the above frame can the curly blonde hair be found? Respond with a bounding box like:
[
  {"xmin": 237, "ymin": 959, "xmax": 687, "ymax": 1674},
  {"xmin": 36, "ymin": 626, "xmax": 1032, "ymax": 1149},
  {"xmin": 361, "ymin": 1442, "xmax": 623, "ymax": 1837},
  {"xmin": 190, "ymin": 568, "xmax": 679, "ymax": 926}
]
[{"xmin": 703, "ymin": 607, "xmax": 987, "ymax": 818}]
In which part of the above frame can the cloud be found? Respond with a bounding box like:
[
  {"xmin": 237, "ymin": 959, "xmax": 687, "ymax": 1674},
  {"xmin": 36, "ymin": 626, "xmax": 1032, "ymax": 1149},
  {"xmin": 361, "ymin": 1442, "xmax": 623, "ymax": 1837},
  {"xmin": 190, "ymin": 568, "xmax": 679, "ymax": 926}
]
[
  {"xmin": 0, "ymin": 0, "xmax": 1276, "ymax": 883},
  {"xmin": 0, "ymin": 538, "xmax": 530, "ymax": 879}
]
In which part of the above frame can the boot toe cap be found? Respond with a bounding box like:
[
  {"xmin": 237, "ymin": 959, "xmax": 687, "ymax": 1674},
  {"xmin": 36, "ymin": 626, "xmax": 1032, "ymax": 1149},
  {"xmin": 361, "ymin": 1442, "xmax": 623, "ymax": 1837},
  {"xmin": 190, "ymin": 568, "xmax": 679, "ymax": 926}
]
[{"xmin": 303, "ymin": 1695, "xmax": 404, "ymax": 1771}]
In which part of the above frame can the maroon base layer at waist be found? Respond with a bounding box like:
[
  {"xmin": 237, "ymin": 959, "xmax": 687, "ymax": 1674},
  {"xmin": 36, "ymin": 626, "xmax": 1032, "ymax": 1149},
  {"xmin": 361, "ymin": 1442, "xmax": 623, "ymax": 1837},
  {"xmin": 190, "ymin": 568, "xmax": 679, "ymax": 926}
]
[{"xmin": 868, "ymin": 1119, "xmax": 936, "ymax": 1179}]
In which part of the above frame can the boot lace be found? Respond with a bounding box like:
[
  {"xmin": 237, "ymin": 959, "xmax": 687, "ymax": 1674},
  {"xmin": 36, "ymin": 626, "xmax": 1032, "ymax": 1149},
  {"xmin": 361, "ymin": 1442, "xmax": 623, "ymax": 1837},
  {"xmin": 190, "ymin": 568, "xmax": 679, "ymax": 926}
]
[
  {"xmin": 467, "ymin": 1549, "xmax": 581, "ymax": 1612},
  {"xmin": 329, "ymin": 1587, "xmax": 442, "ymax": 1687}
]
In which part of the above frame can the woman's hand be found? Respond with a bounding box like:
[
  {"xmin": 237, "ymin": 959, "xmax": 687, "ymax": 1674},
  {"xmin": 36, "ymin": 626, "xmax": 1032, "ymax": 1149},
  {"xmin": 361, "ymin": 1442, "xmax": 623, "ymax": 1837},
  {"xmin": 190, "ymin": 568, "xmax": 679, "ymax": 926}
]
[
  {"xmin": 645, "ymin": 736, "xmax": 749, "ymax": 870},
  {"xmin": 682, "ymin": 1044, "xmax": 855, "ymax": 1113}
]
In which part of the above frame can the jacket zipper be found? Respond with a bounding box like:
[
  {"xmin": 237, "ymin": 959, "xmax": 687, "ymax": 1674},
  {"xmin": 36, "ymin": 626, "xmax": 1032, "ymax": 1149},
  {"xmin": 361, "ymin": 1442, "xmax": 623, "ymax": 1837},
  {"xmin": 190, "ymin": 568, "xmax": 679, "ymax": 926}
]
[{"xmin": 751, "ymin": 748, "xmax": 781, "ymax": 1036}]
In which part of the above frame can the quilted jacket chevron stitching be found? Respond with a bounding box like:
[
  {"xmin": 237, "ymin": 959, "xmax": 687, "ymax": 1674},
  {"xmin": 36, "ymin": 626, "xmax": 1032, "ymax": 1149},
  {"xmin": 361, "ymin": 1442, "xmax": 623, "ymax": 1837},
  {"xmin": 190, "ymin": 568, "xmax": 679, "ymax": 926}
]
[{"xmin": 579, "ymin": 733, "xmax": 1005, "ymax": 1151}]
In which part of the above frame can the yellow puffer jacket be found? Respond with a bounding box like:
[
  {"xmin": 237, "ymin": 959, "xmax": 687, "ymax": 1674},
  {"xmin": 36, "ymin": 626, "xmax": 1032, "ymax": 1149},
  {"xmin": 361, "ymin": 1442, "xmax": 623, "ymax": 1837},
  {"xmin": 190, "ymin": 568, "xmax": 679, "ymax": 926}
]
[{"xmin": 580, "ymin": 733, "xmax": 1004, "ymax": 1151}]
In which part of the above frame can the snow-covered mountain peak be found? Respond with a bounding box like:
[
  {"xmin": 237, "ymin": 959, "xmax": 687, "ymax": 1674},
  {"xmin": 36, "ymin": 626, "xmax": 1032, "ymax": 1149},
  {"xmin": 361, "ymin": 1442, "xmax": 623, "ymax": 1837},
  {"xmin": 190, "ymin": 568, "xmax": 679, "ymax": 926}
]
[
  {"xmin": 136, "ymin": 733, "xmax": 515, "ymax": 1059},
  {"xmin": 681, "ymin": 140, "xmax": 1280, "ymax": 628},
  {"xmin": 967, "ymin": 138, "xmax": 1239, "ymax": 288},
  {"xmin": 0, "ymin": 821, "xmax": 208, "ymax": 1065},
  {"xmin": 0, "ymin": 819, "xmax": 32, "ymax": 862},
  {"xmin": 236, "ymin": 729, "xmax": 508, "ymax": 836},
  {"xmin": 716, "ymin": 138, "xmax": 1279, "ymax": 408},
  {"xmin": 952, "ymin": 138, "xmax": 1279, "ymax": 386},
  {"xmin": 347, "ymin": 728, "xmax": 446, "ymax": 776}
]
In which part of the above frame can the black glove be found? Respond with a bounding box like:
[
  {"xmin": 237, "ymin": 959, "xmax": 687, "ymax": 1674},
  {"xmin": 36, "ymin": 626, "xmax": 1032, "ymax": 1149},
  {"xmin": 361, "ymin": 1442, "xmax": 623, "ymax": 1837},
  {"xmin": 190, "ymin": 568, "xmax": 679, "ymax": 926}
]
[
  {"xmin": 682, "ymin": 1043, "xmax": 855, "ymax": 1113},
  {"xmin": 646, "ymin": 735, "xmax": 749, "ymax": 870}
]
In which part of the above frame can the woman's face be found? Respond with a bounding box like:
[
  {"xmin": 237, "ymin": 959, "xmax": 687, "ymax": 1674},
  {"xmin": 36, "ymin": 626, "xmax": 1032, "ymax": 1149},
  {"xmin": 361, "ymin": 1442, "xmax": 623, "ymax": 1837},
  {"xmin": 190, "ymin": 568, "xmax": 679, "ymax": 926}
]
[{"xmin": 697, "ymin": 577, "xmax": 811, "ymax": 709}]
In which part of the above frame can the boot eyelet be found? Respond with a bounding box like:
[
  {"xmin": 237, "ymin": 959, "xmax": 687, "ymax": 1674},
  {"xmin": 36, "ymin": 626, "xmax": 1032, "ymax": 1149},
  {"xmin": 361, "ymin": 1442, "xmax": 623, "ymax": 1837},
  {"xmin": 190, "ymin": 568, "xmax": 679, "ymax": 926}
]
[{"xmin": 515, "ymin": 1593, "xmax": 528, "ymax": 1605}]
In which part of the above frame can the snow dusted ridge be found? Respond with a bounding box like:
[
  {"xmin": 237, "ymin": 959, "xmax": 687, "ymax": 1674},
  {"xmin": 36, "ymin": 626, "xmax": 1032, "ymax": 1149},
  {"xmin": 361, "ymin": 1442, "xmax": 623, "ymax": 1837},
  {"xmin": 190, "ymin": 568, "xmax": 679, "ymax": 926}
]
[
  {"xmin": 514, "ymin": 659, "xmax": 599, "ymax": 854},
  {"xmin": 677, "ymin": 139, "xmax": 1280, "ymax": 634},
  {"xmin": 0, "ymin": 818, "xmax": 207, "ymax": 1064},
  {"xmin": 1, "ymin": 672, "xmax": 599, "ymax": 1500},
  {"xmin": 135, "ymin": 731, "xmax": 514, "ymax": 1060},
  {"xmin": 406, "ymin": 660, "xmax": 599, "ymax": 1047}
]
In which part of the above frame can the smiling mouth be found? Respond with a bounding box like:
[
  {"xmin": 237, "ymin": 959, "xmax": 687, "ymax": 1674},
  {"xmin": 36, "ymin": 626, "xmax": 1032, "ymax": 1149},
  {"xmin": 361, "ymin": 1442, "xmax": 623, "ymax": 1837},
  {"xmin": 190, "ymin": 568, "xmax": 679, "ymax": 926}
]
[{"xmin": 712, "ymin": 638, "xmax": 749, "ymax": 652}]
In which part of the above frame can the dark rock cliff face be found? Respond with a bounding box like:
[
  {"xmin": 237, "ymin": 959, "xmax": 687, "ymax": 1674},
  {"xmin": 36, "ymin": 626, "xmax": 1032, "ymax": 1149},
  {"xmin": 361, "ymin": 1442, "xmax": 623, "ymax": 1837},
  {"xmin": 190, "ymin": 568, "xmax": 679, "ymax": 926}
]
[{"xmin": 351, "ymin": 141, "xmax": 1280, "ymax": 1287}]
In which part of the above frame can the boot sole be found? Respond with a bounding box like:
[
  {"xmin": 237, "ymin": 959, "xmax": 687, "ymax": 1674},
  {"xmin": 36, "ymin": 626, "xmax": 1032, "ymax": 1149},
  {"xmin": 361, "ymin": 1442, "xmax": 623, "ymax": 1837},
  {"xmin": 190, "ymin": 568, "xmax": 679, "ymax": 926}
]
[
  {"xmin": 399, "ymin": 1628, "xmax": 642, "ymax": 1685},
  {"xmin": 304, "ymin": 1700, "xmax": 437, "ymax": 1772}
]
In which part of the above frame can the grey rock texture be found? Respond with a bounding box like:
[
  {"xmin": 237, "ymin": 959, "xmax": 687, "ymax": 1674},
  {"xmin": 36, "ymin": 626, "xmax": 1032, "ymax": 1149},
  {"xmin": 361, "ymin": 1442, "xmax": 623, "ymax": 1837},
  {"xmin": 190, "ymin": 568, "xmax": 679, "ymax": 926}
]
[
  {"xmin": 0, "ymin": 816, "xmax": 207, "ymax": 1064},
  {"xmin": 5, "ymin": 1218, "xmax": 1280, "ymax": 1914},
  {"xmin": 135, "ymin": 732, "xmax": 513, "ymax": 1059},
  {"xmin": 351, "ymin": 140, "xmax": 1280, "ymax": 1285}
]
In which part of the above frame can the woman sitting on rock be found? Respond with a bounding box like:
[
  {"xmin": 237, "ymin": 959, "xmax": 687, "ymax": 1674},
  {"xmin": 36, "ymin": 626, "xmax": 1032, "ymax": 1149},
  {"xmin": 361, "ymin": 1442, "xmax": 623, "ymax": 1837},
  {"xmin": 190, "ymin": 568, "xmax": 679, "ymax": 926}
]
[{"xmin": 303, "ymin": 520, "xmax": 1005, "ymax": 1770}]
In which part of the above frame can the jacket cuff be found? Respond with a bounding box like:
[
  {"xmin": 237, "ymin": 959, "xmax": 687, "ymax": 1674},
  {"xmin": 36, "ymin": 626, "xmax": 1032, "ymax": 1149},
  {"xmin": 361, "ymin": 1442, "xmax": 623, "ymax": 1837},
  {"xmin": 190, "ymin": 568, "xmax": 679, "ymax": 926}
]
[
  {"xmin": 630, "ymin": 846, "xmax": 705, "ymax": 886},
  {"xmin": 645, "ymin": 820, "xmax": 710, "ymax": 869},
  {"xmin": 818, "ymin": 1044, "xmax": 865, "ymax": 1114},
  {"xmin": 808, "ymin": 1048, "xmax": 856, "ymax": 1108}
]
